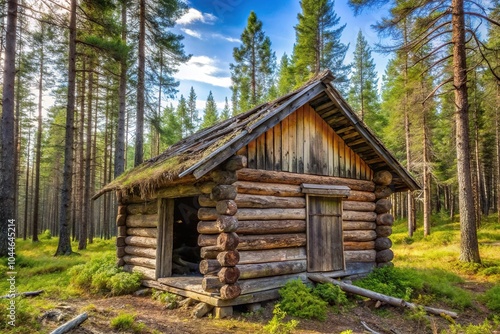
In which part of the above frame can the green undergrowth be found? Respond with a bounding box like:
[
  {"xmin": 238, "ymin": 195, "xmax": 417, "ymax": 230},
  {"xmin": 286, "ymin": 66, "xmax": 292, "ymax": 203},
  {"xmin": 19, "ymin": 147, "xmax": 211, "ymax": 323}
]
[{"xmin": 0, "ymin": 236, "xmax": 116, "ymax": 333}]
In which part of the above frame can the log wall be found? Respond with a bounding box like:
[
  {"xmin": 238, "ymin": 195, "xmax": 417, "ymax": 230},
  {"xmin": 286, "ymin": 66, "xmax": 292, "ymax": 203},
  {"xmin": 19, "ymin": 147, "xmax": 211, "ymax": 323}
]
[{"xmin": 117, "ymin": 198, "xmax": 159, "ymax": 280}]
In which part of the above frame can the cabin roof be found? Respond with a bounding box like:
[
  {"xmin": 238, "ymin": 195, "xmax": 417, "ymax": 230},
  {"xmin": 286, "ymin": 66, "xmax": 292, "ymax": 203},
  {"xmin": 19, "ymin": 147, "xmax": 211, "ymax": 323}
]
[{"xmin": 96, "ymin": 71, "xmax": 420, "ymax": 199}]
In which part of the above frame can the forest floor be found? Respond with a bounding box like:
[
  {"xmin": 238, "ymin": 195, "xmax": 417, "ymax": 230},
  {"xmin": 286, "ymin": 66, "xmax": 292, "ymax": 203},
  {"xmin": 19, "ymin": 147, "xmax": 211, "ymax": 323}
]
[
  {"xmin": 38, "ymin": 282, "xmax": 499, "ymax": 334},
  {"xmin": 2, "ymin": 215, "xmax": 500, "ymax": 334}
]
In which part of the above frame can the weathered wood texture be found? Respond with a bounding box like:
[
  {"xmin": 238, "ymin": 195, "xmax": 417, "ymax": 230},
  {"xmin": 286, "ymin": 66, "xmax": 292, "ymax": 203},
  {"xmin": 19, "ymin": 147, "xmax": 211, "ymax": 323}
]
[
  {"xmin": 123, "ymin": 255, "xmax": 156, "ymax": 269},
  {"xmin": 199, "ymin": 233, "xmax": 307, "ymax": 251},
  {"xmin": 237, "ymin": 169, "xmax": 375, "ymax": 192},
  {"xmin": 126, "ymin": 214, "xmax": 158, "ymax": 228},
  {"xmin": 238, "ymin": 260, "xmax": 307, "ymax": 280},
  {"xmin": 127, "ymin": 227, "xmax": 158, "ymax": 238},
  {"xmin": 125, "ymin": 236, "xmax": 157, "ymax": 248},
  {"xmin": 238, "ymin": 104, "xmax": 373, "ymax": 180},
  {"xmin": 198, "ymin": 219, "xmax": 305, "ymax": 235},
  {"xmin": 199, "ymin": 193, "xmax": 306, "ymax": 208},
  {"xmin": 199, "ymin": 207, "xmax": 306, "ymax": 221},
  {"xmin": 123, "ymin": 264, "xmax": 156, "ymax": 280},
  {"xmin": 127, "ymin": 201, "xmax": 158, "ymax": 215}
]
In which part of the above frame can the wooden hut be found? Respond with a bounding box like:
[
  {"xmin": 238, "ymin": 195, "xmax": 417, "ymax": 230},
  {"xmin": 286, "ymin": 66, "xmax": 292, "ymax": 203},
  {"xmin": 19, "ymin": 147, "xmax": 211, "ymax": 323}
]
[{"xmin": 96, "ymin": 71, "xmax": 419, "ymax": 316}]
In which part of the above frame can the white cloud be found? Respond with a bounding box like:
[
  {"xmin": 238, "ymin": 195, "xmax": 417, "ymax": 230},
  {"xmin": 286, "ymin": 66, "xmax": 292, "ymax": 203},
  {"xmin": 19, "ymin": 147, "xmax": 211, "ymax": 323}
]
[
  {"xmin": 212, "ymin": 33, "xmax": 240, "ymax": 43},
  {"xmin": 176, "ymin": 8, "xmax": 217, "ymax": 25},
  {"xmin": 181, "ymin": 28, "xmax": 202, "ymax": 39},
  {"xmin": 175, "ymin": 56, "xmax": 231, "ymax": 88}
]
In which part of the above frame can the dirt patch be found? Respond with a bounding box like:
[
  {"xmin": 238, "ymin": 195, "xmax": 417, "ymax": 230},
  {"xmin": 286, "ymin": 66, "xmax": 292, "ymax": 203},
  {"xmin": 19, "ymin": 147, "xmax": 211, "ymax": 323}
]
[{"xmin": 40, "ymin": 288, "xmax": 498, "ymax": 334}]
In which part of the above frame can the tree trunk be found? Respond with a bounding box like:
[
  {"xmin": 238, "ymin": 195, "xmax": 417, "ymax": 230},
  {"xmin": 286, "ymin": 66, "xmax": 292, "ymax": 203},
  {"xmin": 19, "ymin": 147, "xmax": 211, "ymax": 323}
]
[
  {"xmin": 55, "ymin": 0, "xmax": 77, "ymax": 256},
  {"xmin": 115, "ymin": 0, "xmax": 127, "ymax": 177},
  {"xmin": 134, "ymin": 0, "xmax": 146, "ymax": 166},
  {"xmin": 452, "ymin": 0, "xmax": 480, "ymax": 263},
  {"xmin": 496, "ymin": 84, "xmax": 500, "ymax": 225},
  {"xmin": 423, "ymin": 97, "xmax": 431, "ymax": 237},
  {"xmin": 0, "ymin": 0, "xmax": 17, "ymax": 256}
]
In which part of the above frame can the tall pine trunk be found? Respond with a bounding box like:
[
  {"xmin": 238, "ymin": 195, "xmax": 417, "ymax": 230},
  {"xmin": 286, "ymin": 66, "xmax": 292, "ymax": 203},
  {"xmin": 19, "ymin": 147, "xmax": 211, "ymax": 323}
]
[
  {"xmin": 115, "ymin": 0, "xmax": 127, "ymax": 177},
  {"xmin": 452, "ymin": 0, "xmax": 480, "ymax": 263},
  {"xmin": 0, "ymin": 0, "xmax": 18, "ymax": 256},
  {"xmin": 135, "ymin": 0, "xmax": 145, "ymax": 166},
  {"xmin": 55, "ymin": 0, "xmax": 77, "ymax": 256}
]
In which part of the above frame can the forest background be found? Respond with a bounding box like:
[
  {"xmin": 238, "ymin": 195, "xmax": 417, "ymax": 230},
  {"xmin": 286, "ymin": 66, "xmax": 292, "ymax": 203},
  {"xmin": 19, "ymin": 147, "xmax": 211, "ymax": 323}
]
[{"xmin": 0, "ymin": 0, "xmax": 498, "ymax": 263}]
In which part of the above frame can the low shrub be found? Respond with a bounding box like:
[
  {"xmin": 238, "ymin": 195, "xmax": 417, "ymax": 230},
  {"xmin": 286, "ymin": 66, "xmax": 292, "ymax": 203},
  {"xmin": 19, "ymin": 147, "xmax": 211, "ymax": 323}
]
[
  {"xmin": 354, "ymin": 266, "xmax": 420, "ymax": 300},
  {"xmin": 483, "ymin": 285, "xmax": 500, "ymax": 312},
  {"xmin": 263, "ymin": 305, "xmax": 299, "ymax": 334},
  {"xmin": 312, "ymin": 283, "xmax": 348, "ymax": 309},
  {"xmin": 278, "ymin": 279, "xmax": 328, "ymax": 321},
  {"xmin": 444, "ymin": 318, "xmax": 500, "ymax": 334},
  {"xmin": 70, "ymin": 254, "xmax": 141, "ymax": 295}
]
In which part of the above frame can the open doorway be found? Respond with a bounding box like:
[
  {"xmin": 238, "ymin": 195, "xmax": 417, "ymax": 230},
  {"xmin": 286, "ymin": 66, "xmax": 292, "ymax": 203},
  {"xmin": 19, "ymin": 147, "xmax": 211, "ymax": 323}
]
[{"xmin": 156, "ymin": 196, "xmax": 201, "ymax": 278}]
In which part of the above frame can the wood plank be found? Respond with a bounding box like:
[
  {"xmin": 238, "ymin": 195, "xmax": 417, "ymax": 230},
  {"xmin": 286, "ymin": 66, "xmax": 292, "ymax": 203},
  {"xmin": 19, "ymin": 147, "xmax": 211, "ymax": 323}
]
[
  {"xmin": 247, "ymin": 139, "xmax": 257, "ymax": 169},
  {"xmin": 339, "ymin": 134, "xmax": 345, "ymax": 177},
  {"xmin": 237, "ymin": 169, "xmax": 376, "ymax": 192},
  {"xmin": 288, "ymin": 109, "xmax": 297, "ymax": 172},
  {"xmin": 304, "ymin": 104, "xmax": 311, "ymax": 173},
  {"xmin": 345, "ymin": 143, "xmax": 352, "ymax": 178},
  {"xmin": 281, "ymin": 116, "xmax": 289, "ymax": 171},
  {"xmin": 265, "ymin": 128, "xmax": 275, "ymax": 171},
  {"xmin": 321, "ymin": 111, "xmax": 329, "ymax": 175},
  {"xmin": 296, "ymin": 106, "xmax": 305, "ymax": 173},
  {"xmin": 156, "ymin": 198, "xmax": 174, "ymax": 278},
  {"xmin": 256, "ymin": 132, "xmax": 266, "ymax": 170},
  {"xmin": 273, "ymin": 120, "xmax": 282, "ymax": 171}
]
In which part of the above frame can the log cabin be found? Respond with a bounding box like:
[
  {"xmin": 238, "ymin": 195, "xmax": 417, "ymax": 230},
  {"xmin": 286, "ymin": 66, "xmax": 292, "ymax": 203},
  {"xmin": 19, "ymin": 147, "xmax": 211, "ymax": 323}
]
[{"xmin": 95, "ymin": 70, "xmax": 419, "ymax": 316}]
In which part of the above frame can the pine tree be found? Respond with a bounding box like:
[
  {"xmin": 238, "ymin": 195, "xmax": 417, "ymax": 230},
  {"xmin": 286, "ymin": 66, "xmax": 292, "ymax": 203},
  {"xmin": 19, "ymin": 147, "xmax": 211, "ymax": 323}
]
[
  {"xmin": 187, "ymin": 86, "xmax": 198, "ymax": 134},
  {"xmin": 221, "ymin": 97, "xmax": 231, "ymax": 120},
  {"xmin": 276, "ymin": 53, "xmax": 295, "ymax": 96},
  {"xmin": 293, "ymin": 0, "xmax": 350, "ymax": 92},
  {"xmin": 201, "ymin": 91, "xmax": 218, "ymax": 129},
  {"xmin": 348, "ymin": 31, "xmax": 381, "ymax": 132},
  {"xmin": 230, "ymin": 11, "xmax": 275, "ymax": 114}
]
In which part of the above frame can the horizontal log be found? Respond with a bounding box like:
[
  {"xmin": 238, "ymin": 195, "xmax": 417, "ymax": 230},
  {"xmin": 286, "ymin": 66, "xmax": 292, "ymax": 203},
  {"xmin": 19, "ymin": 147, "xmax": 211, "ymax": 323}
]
[
  {"xmin": 127, "ymin": 201, "xmax": 158, "ymax": 215},
  {"xmin": 376, "ymin": 213, "xmax": 394, "ymax": 226},
  {"xmin": 198, "ymin": 208, "xmax": 306, "ymax": 221},
  {"xmin": 238, "ymin": 260, "xmax": 307, "ymax": 280},
  {"xmin": 50, "ymin": 313, "xmax": 88, "ymax": 334},
  {"xmin": 125, "ymin": 236, "xmax": 157, "ymax": 248},
  {"xmin": 218, "ymin": 266, "xmax": 240, "ymax": 284},
  {"xmin": 123, "ymin": 255, "xmax": 156, "ymax": 269},
  {"xmin": 238, "ymin": 273, "xmax": 307, "ymax": 295},
  {"xmin": 210, "ymin": 170, "xmax": 237, "ymax": 185},
  {"xmin": 217, "ymin": 232, "xmax": 240, "ymax": 250},
  {"xmin": 375, "ymin": 237, "xmax": 392, "ymax": 251},
  {"xmin": 223, "ymin": 155, "xmax": 247, "ymax": 171},
  {"xmin": 375, "ymin": 185, "xmax": 393, "ymax": 199},
  {"xmin": 343, "ymin": 230, "xmax": 377, "ymax": 242},
  {"xmin": 202, "ymin": 276, "xmax": 223, "ymax": 292},
  {"xmin": 373, "ymin": 170, "xmax": 393, "ymax": 186},
  {"xmin": 199, "ymin": 234, "xmax": 307, "ymax": 251},
  {"xmin": 375, "ymin": 199, "xmax": 392, "ymax": 214},
  {"xmin": 156, "ymin": 182, "xmax": 215, "ymax": 198},
  {"xmin": 239, "ymin": 248, "xmax": 307, "ymax": 264},
  {"xmin": 343, "ymin": 201, "xmax": 376, "ymax": 212},
  {"xmin": 344, "ymin": 241, "xmax": 375, "ymax": 250},
  {"xmin": 217, "ymin": 250, "xmax": 240, "ymax": 266},
  {"xmin": 123, "ymin": 264, "xmax": 156, "ymax": 280},
  {"xmin": 127, "ymin": 227, "xmax": 158, "ymax": 238},
  {"xmin": 343, "ymin": 211, "xmax": 377, "ymax": 222},
  {"xmin": 200, "ymin": 194, "xmax": 306, "ymax": 209},
  {"xmin": 346, "ymin": 190, "xmax": 376, "ymax": 202},
  {"xmin": 344, "ymin": 250, "xmax": 376, "ymax": 262},
  {"xmin": 234, "ymin": 181, "xmax": 303, "ymax": 197},
  {"xmin": 198, "ymin": 219, "xmax": 305, "ymax": 235},
  {"xmin": 199, "ymin": 259, "xmax": 221, "ymax": 275},
  {"xmin": 126, "ymin": 214, "xmax": 158, "ymax": 228},
  {"xmin": 237, "ymin": 169, "xmax": 375, "ymax": 192},
  {"xmin": 200, "ymin": 246, "xmax": 221, "ymax": 259},
  {"xmin": 220, "ymin": 284, "xmax": 241, "ymax": 300},
  {"xmin": 116, "ymin": 214, "xmax": 126, "ymax": 227},
  {"xmin": 307, "ymin": 274, "xmax": 458, "ymax": 319},
  {"xmin": 376, "ymin": 249, "xmax": 394, "ymax": 263},
  {"xmin": 216, "ymin": 200, "xmax": 238, "ymax": 216},
  {"xmin": 117, "ymin": 226, "xmax": 127, "ymax": 238},
  {"xmin": 376, "ymin": 226, "xmax": 393, "ymax": 237},
  {"xmin": 125, "ymin": 245, "xmax": 156, "ymax": 259},
  {"xmin": 343, "ymin": 221, "xmax": 376, "ymax": 231},
  {"xmin": 197, "ymin": 216, "xmax": 239, "ymax": 234},
  {"xmin": 210, "ymin": 185, "xmax": 237, "ymax": 201}
]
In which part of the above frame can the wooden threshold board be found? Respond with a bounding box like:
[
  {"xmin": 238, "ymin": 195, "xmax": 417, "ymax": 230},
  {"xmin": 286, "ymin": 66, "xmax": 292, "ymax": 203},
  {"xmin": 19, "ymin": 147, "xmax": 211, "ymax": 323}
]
[{"xmin": 142, "ymin": 277, "xmax": 280, "ymax": 307}]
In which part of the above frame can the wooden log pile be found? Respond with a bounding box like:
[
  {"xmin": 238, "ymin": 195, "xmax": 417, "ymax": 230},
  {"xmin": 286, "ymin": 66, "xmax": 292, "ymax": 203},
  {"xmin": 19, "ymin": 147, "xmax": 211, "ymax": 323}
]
[
  {"xmin": 116, "ymin": 193, "xmax": 159, "ymax": 280},
  {"xmin": 372, "ymin": 170, "xmax": 394, "ymax": 267},
  {"xmin": 198, "ymin": 156, "xmax": 246, "ymax": 300}
]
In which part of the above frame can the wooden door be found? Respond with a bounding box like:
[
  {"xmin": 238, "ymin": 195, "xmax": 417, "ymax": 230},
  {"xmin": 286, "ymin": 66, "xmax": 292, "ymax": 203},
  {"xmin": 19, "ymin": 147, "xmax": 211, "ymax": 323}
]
[{"xmin": 307, "ymin": 196, "xmax": 344, "ymax": 272}]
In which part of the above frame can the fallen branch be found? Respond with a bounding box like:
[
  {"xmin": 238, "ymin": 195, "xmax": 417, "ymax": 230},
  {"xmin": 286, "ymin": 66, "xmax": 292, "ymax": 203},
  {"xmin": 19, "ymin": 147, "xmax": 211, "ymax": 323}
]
[
  {"xmin": 307, "ymin": 273, "xmax": 458, "ymax": 318},
  {"xmin": 361, "ymin": 321, "xmax": 382, "ymax": 334},
  {"xmin": 49, "ymin": 312, "xmax": 88, "ymax": 334},
  {"xmin": 0, "ymin": 290, "xmax": 44, "ymax": 299}
]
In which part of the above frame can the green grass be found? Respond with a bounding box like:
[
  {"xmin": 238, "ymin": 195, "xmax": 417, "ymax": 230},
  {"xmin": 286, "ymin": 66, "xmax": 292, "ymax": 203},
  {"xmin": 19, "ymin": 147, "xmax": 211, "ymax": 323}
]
[{"xmin": 0, "ymin": 237, "xmax": 116, "ymax": 333}]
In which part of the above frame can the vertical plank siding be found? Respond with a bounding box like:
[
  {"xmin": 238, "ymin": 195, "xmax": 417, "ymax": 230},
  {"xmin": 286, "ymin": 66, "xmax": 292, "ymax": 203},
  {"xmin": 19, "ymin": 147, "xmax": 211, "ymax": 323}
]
[{"xmin": 241, "ymin": 104, "xmax": 373, "ymax": 180}]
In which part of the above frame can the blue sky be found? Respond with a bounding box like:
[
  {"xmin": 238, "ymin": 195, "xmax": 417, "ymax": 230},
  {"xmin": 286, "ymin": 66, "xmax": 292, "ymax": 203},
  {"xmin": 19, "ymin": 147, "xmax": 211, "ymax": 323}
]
[{"xmin": 172, "ymin": 0, "xmax": 390, "ymax": 112}]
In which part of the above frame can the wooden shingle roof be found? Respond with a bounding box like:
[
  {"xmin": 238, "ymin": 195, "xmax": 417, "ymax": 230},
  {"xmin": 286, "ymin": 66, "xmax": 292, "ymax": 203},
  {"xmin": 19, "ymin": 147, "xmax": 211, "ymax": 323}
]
[{"xmin": 96, "ymin": 71, "xmax": 419, "ymax": 199}]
